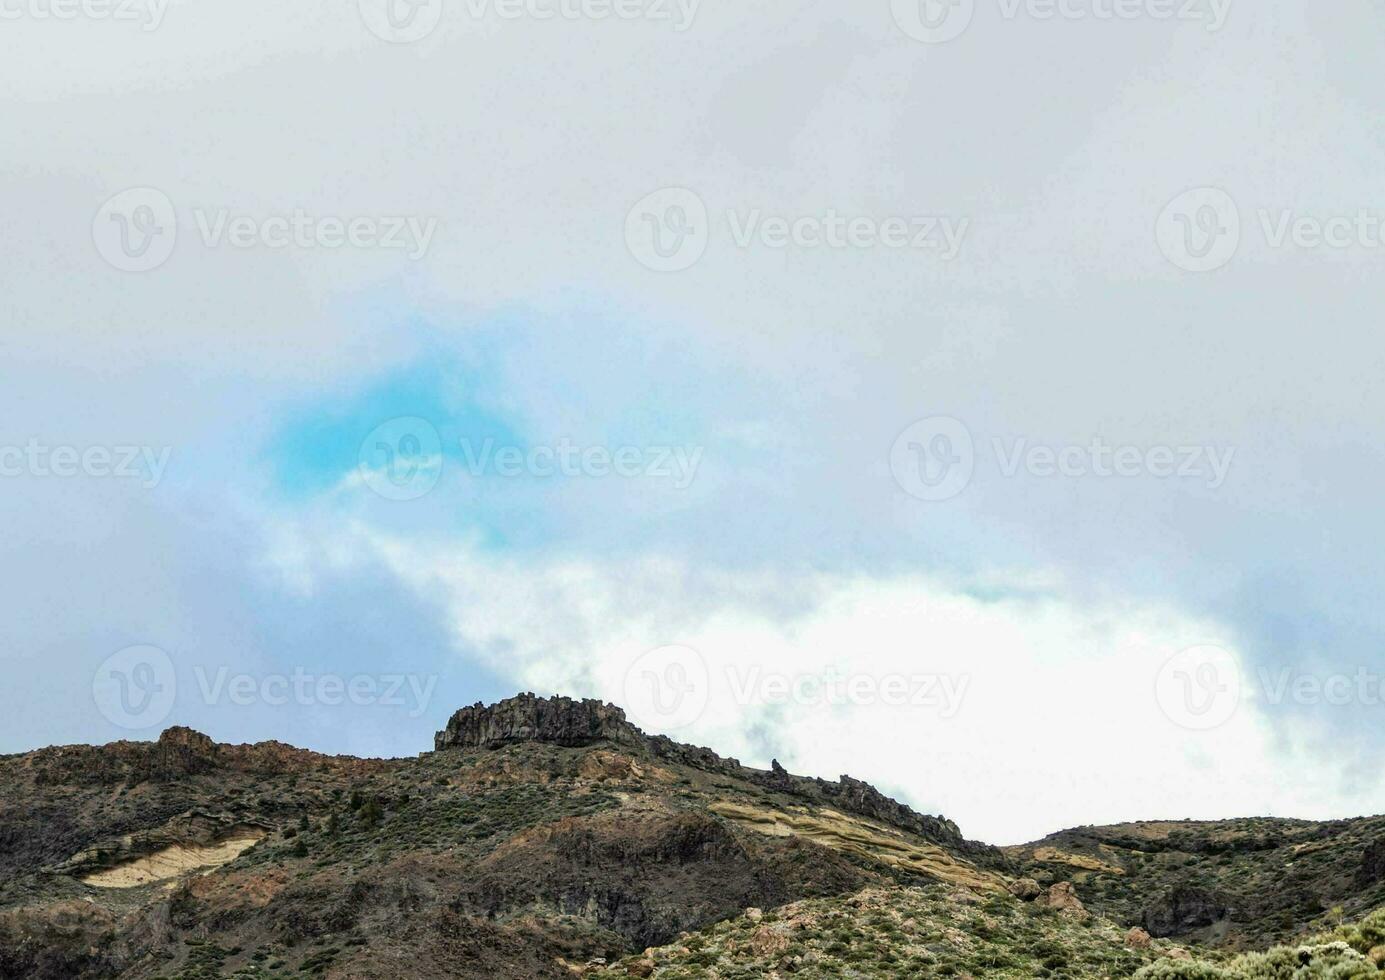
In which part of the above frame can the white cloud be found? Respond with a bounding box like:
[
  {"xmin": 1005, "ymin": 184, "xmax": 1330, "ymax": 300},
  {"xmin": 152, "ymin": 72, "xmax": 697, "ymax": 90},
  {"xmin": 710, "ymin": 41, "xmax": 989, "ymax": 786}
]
[{"xmin": 271, "ymin": 525, "xmax": 1375, "ymax": 845}]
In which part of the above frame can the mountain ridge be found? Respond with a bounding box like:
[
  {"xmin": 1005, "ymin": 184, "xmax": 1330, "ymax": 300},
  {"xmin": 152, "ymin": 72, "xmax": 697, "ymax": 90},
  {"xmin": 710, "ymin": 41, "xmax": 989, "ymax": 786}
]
[{"xmin": 3, "ymin": 693, "xmax": 1384, "ymax": 978}]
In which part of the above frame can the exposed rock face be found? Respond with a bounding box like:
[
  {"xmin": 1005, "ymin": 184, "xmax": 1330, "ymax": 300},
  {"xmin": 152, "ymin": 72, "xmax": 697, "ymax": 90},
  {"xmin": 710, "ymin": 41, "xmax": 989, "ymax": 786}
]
[
  {"xmin": 1126, "ymin": 926, "xmax": 1153, "ymax": 948},
  {"xmin": 1008, "ymin": 877, "xmax": 1043, "ymax": 901},
  {"xmin": 435, "ymin": 694, "xmax": 641, "ymax": 751},
  {"xmin": 52, "ymin": 810, "xmax": 269, "ymax": 882},
  {"xmin": 1143, "ymin": 885, "xmax": 1228, "ymax": 938},
  {"xmin": 1358, "ymin": 839, "xmax": 1385, "ymax": 887},
  {"xmin": 1037, "ymin": 881, "xmax": 1088, "ymax": 918},
  {"xmin": 434, "ymin": 694, "xmax": 1005, "ymax": 868}
]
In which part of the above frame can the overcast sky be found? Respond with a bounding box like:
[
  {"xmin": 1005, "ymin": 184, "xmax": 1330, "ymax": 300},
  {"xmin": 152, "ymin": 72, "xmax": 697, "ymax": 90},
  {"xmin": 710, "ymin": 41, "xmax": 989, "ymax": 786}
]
[{"xmin": 3, "ymin": 0, "xmax": 1384, "ymax": 844}]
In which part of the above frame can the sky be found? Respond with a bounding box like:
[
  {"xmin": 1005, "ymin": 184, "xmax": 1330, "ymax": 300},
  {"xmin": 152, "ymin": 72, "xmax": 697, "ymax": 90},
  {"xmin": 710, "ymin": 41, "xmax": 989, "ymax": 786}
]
[{"xmin": 3, "ymin": 0, "xmax": 1385, "ymax": 845}]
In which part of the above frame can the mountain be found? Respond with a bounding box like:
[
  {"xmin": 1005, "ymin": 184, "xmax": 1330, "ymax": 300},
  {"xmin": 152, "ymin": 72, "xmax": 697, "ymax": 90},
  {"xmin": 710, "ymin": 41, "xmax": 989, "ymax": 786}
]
[{"xmin": 2, "ymin": 694, "xmax": 1384, "ymax": 979}]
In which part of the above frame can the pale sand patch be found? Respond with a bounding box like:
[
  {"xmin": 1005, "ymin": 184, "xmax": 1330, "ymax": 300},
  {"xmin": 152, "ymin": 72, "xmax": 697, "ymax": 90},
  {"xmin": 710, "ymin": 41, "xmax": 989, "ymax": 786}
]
[
  {"xmin": 710, "ymin": 801, "xmax": 1007, "ymax": 893},
  {"xmin": 1029, "ymin": 845, "xmax": 1127, "ymax": 875},
  {"xmin": 81, "ymin": 831, "xmax": 266, "ymax": 888}
]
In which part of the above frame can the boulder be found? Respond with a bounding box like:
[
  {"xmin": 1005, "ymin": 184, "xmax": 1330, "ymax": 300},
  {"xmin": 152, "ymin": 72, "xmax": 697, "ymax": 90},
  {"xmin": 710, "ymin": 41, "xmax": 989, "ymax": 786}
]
[
  {"xmin": 1036, "ymin": 881, "xmax": 1087, "ymax": 918},
  {"xmin": 1007, "ymin": 877, "xmax": 1043, "ymax": 901}
]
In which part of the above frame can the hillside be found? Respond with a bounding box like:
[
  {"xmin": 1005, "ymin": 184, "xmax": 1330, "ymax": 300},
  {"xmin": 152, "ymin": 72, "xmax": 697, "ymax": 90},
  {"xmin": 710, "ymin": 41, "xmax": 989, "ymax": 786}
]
[
  {"xmin": 2, "ymin": 693, "xmax": 1383, "ymax": 979},
  {"xmin": 1008, "ymin": 816, "xmax": 1385, "ymax": 950}
]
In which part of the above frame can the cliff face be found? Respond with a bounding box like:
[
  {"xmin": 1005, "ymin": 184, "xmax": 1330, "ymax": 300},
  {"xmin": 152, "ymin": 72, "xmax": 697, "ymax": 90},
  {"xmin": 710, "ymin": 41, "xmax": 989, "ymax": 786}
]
[{"xmin": 434, "ymin": 693, "xmax": 1001, "ymax": 866}]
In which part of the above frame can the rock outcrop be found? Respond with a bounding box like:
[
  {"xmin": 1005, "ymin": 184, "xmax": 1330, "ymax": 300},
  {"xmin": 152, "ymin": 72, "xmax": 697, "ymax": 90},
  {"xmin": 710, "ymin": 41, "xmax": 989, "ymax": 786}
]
[
  {"xmin": 1358, "ymin": 838, "xmax": 1385, "ymax": 887},
  {"xmin": 1143, "ymin": 885, "xmax": 1228, "ymax": 938},
  {"xmin": 1126, "ymin": 926, "xmax": 1153, "ymax": 948},
  {"xmin": 434, "ymin": 694, "xmax": 1005, "ymax": 867},
  {"xmin": 1008, "ymin": 877, "xmax": 1043, "ymax": 901},
  {"xmin": 435, "ymin": 694, "xmax": 640, "ymax": 751},
  {"xmin": 1036, "ymin": 881, "xmax": 1088, "ymax": 918}
]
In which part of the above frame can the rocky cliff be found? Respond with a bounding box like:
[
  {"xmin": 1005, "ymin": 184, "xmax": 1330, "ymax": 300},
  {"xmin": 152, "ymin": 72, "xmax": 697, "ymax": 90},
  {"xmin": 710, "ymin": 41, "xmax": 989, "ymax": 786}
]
[{"xmin": 435, "ymin": 693, "xmax": 1002, "ymax": 866}]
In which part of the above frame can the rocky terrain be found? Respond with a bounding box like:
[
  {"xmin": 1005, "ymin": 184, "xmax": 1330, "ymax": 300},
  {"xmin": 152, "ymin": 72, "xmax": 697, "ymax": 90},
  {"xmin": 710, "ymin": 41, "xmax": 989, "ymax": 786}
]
[
  {"xmin": 1008, "ymin": 815, "xmax": 1385, "ymax": 950},
  {"xmin": 3, "ymin": 693, "xmax": 1385, "ymax": 979}
]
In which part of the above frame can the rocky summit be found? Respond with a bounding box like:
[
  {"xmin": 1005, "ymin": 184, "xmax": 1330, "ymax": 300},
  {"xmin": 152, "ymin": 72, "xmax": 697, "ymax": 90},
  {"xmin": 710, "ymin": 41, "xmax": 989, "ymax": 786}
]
[{"xmin": 4, "ymin": 695, "xmax": 1385, "ymax": 979}]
